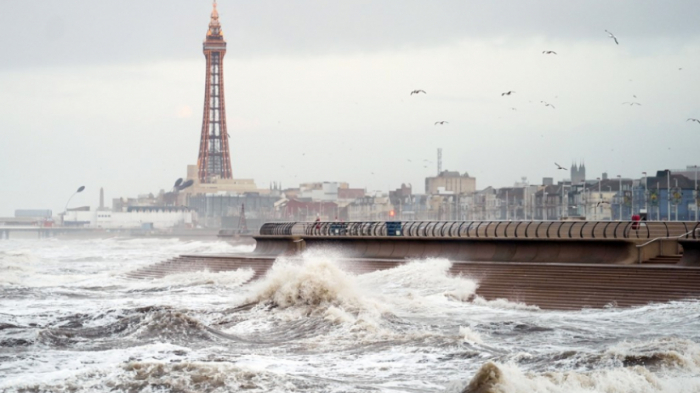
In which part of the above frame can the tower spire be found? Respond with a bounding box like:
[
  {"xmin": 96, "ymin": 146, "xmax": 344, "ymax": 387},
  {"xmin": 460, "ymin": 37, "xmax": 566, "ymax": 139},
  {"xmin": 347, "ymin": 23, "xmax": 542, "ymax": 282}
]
[{"xmin": 208, "ymin": 1, "xmax": 222, "ymax": 37}]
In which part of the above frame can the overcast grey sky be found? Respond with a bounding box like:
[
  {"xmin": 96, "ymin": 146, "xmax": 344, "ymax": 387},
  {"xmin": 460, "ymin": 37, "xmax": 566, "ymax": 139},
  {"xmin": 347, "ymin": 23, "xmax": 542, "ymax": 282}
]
[{"xmin": 1, "ymin": 1, "xmax": 699, "ymax": 216}]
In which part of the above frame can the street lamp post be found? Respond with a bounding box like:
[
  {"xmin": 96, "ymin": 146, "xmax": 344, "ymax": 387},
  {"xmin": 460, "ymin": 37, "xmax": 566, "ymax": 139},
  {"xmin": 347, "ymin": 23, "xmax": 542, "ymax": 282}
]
[
  {"xmin": 543, "ymin": 191, "xmax": 547, "ymax": 221},
  {"xmin": 596, "ymin": 177, "xmax": 601, "ymax": 220},
  {"xmin": 666, "ymin": 170, "xmax": 671, "ymax": 221},
  {"xmin": 581, "ymin": 181, "xmax": 587, "ymax": 218},
  {"xmin": 694, "ymin": 165, "xmax": 699, "ymax": 222},
  {"xmin": 642, "ymin": 171, "xmax": 648, "ymax": 214},
  {"xmin": 63, "ymin": 186, "xmax": 85, "ymax": 226},
  {"xmin": 674, "ymin": 178, "xmax": 679, "ymax": 221},
  {"xmin": 617, "ymin": 175, "xmax": 622, "ymax": 221}
]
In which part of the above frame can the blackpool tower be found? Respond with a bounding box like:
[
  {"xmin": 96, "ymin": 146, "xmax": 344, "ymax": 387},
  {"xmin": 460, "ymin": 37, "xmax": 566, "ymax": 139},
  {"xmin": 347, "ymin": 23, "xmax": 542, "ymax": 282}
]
[{"xmin": 197, "ymin": 1, "xmax": 232, "ymax": 183}]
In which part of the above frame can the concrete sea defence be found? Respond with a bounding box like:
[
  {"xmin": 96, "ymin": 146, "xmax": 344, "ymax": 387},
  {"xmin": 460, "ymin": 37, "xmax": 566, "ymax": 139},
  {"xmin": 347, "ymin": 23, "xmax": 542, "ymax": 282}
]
[{"xmin": 127, "ymin": 220, "xmax": 700, "ymax": 310}]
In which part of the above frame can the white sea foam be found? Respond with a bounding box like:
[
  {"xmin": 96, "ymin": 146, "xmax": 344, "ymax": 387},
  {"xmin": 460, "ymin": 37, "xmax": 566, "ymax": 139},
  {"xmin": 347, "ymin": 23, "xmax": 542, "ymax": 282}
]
[
  {"xmin": 470, "ymin": 295, "xmax": 541, "ymax": 311},
  {"xmin": 157, "ymin": 268, "xmax": 255, "ymax": 288},
  {"xmin": 460, "ymin": 325, "xmax": 484, "ymax": 345},
  {"xmin": 248, "ymin": 249, "xmax": 379, "ymax": 312},
  {"xmin": 3, "ymin": 238, "xmax": 700, "ymax": 393}
]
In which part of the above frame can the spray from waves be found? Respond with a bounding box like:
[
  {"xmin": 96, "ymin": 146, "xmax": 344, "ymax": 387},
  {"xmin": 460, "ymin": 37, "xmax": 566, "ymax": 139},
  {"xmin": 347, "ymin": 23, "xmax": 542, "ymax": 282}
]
[
  {"xmin": 247, "ymin": 249, "xmax": 382, "ymax": 312},
  {"xmin": 359, "ymin": 258, "xmax": 478, "ymax": 301},
  {"xmin": 228, "ymin": 250, "xmax": 437, "ymax": 343},
  {"xmin": 470, "ymin": 296, "xmax": 540, "ymax": 311},
  {"xmin": 456, "ymin": 359, "xmax": 700, "ymax": 393},
  {"xmin": 460, "ymin": 326, "xmax": 484, "ymax": 345},
  {"xmin": 131, "ymin": 268, "xmax": 256, "ymax": 289}
]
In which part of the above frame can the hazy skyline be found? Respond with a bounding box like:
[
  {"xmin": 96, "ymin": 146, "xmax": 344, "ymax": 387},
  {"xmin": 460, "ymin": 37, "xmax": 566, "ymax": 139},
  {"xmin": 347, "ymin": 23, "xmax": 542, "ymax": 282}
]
[{"xmin": 1, "ymin": 1, "xmax": 699, "ymax": 216}]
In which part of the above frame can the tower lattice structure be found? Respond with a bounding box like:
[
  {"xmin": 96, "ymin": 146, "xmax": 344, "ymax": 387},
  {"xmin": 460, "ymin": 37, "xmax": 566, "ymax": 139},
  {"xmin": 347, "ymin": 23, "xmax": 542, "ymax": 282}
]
[{"xmin": 197, "ymin": 1, "xmax": 232, "ymax": 183}]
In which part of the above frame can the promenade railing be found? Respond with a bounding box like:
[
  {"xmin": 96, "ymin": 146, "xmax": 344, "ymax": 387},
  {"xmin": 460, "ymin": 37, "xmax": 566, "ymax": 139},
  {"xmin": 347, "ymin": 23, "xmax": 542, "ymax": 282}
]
[{"xmin": 260, "ymin": 220, "xmax": 700, "ymax": 240}]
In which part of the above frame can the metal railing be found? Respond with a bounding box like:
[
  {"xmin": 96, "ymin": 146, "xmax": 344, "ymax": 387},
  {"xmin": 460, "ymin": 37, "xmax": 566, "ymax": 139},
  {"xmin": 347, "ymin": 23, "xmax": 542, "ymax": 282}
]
[
  {"xmin": 635, "ymin": 228, "xmax": 700, "ymax": 263},
  {"xmin": 260, "ymin": 220, "xmax": 700, "ymax": 240}
]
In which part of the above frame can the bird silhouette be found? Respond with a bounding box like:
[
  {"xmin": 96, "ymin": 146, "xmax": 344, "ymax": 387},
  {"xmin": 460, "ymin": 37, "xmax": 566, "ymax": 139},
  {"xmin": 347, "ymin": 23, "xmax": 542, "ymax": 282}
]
[
  {"xmin": 622, "ymin": 102, "xmax": 642, "ymax": 106},
  {"xmin": 542, "ymin": 51, "xmax": 557, "ymax": 55},
  {"xmin": 410, "ymin": 90, "xmax": 426, "ymax": 95},
  {"xmin": 435, "ymin": 121, "xmax": 449, "ymax": 125},
  {"xmin": 541, "ymin": 101, "xmax": 556, "ymax": 109},
  {"xmin": 605, "ymin": 30, "xmax": 619, "ymax": 45},
  {"xmin": 501, "ymin": 91, "xmax": 515, "ymax": 96},
  {"xmin": 555, "ymin": 163, "xmax": 567, "ymax": 170},
  {"xmin": 688, "ymin": 118, "xmax": 700, "ymax": 124},
  {"xmin": 597, "ymin": 201, "xmax": 611, "ymax": 207}
]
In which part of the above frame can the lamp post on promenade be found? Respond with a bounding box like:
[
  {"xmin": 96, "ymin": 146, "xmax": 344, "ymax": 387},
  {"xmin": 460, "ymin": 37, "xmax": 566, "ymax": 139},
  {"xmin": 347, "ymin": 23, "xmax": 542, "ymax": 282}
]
[
  {"xmin": 580, "ymin": 181, "xmax": 586, "ymax": 218},
  {"xmin": 543, "ymin": 191, "xmax": 548, "ymax": 221},
  {"xmin": 596, "ymin": 177, "xmax": 601, "ymax": 220},
  {"xmin": 617, "ymin": 175, "xmax": 622, "ymax": 221},
  {"xmin": 666, "ymin": 169, "xmax": 671, "ymax": 221},
  {"xmin": 694, "ymin": 165, "xmax": 699, "ymax": 221},
  {"xmin": 63, "ymin": 186, "xmax": 85, "ymax": 226},
  {"xmin": 674, "ymin": 178, "xmax": 679, "ymax": 221},
  {"xmin": 642, "ymin": 172, "xmax": 648, "ymax": 213}
]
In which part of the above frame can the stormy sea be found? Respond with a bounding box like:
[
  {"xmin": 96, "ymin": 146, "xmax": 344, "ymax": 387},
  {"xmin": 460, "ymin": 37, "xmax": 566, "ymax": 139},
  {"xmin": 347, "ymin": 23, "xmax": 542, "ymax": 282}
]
[{"xmin": 2, "ymin": 238, "xmax": 700, "ymax": 393}]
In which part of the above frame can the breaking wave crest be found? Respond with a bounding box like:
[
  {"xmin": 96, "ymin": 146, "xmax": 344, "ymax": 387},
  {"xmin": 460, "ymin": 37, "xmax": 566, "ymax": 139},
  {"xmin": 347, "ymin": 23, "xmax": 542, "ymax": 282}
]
[
  {"xmin": 9, "ymin": 361, "xmax": 320, "ymax": 393},
  {"xmin": 459, "ymin": 360, "xmax": 700, "ymax": 393},
  {"xmin": 248, "ymin": 250, "xmax": 378, "ymax": 311},
  {"xmin": 37, "ymin": 306, "xmax": 241, "ymax": 349},
  {"xmin": 459, "ymin": 338, "xmax": 700, "ymax": 393}
]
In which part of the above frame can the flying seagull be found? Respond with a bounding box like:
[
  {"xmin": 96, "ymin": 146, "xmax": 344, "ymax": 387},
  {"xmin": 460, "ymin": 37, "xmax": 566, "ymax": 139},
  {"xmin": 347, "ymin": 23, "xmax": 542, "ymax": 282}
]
[
  {"xmin": 541, "ymin": 101, "xmax": 556, "ymax": 109},
  {"xmin": 542, "ymin": 51, "xmax": 557, "ymax": 55},
  {"xmin": 622, "ymin": 102, "xmax": 642, "ymax": 106},
  {"xmin": 555, "ymin": 163, "xmax": 567, "ymax": 170},
  {"xmin": 688, "ymin": 118, "xmax": 700, "ymax": 123},
  {"xmin": 410, "ymin": 90, "xmax": 426, "ymax": 95},
  {"xmin": 605, "ymin": 30, "xmax": 619, "ymax": 45},
  {"xmin": 435, "ymin": 121, "xmax": 449, "ymax": 125},
  {"xmin": 596, "ymin": 201, "xmax": 611, "ymax": 207},
  {"xmin": 501, "ymin": 91, "xmax": 515, "ymax": 96}
]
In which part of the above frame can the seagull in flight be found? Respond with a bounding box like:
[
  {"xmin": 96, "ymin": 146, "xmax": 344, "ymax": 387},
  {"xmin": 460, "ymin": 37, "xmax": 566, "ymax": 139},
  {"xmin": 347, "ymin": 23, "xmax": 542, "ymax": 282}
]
[
  {"xmin": 605, "ymin": 30, "xmax": 619, "ymax": 45},
  {"xmin": 688, "ymin": 118, "xmax": 700, "ymax": 124},
  {"xmin": 542, "ymin": 51, "xmax": 557, "ymax": 55},
  {"xmin": 501, "ymin": 91, "xmax": 515, "ymax": 96},
  {"xmin": 622, "ymin": 102, "xmax": 641, "ymax": 106},
  {"xmin": 541, "ymin": 101, "xmax": 556, "ymax": 109},
  {"xmin": 410, "ymin": 90, "xmax": 426, "ymax": 95},
  {"xmin": 596, "ymin": 201, "xmax": 611, "ymax": 207},
  {"xmin": 435, "ymin": 121, "xmax": 449, "ymax": 125},
  {"xmin": 555, "ymin": 163, "xmax": 567, "ymax": 170}
]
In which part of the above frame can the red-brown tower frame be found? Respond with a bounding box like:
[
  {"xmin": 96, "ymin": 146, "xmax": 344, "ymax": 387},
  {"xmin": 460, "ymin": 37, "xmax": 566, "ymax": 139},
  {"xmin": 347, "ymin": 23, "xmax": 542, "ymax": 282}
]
[{"xmin": 197, "ymin": 1, "xmax": 232, "ymax": 183}]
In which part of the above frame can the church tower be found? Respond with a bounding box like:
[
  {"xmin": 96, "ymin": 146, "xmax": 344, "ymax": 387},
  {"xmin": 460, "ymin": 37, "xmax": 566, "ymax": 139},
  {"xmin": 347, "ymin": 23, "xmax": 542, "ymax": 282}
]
[
  {"xmin": 197, "ymin": 1, "xmax": 233, "ymax": 183},
  {"xmin": 571, "ymin": 161, "xmax": 586, "ymax": 184}
]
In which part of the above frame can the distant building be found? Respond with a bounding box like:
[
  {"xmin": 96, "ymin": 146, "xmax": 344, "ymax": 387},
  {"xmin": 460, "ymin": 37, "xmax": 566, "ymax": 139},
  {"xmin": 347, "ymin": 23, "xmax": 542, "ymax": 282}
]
[
  {"xmin": 425, "ymin": 170, "xmax": 476, "ymax": 195},
  {"xmin": 571, "ymin": 162, "xmax": 586, "ymax": 184},
  {"xmin": 346, "ymin": 195, "xmax": 394, "ymax": 221},
  {"xmin": 63, "ymin": 206, "xmax": 196, "ymax": 229},
  {"xmin": 15, "ymin": 209, "xmax": 52, "ymax": 218}
]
